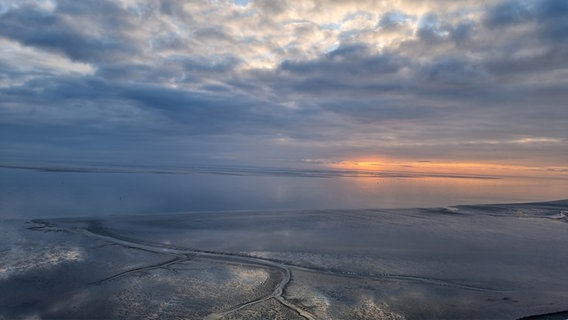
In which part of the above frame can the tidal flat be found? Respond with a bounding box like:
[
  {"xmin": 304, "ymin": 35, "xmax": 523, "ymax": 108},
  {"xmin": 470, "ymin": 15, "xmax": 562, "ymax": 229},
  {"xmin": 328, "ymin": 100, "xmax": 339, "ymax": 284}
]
[{"xmin": 1, "ymin": 200, "xmax": 568, "ymax": 319}]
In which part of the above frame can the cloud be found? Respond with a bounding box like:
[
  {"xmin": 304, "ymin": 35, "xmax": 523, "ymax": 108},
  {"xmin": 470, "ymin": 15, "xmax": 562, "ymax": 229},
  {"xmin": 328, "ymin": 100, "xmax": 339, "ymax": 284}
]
[
  {"xmin": 484, "ymin": 0, "xmax": 533, "ymax": 27},
  {"xmin": 0, "ymin": 0, "xmax": 567, "ymax": 169},
  {"xmin": 0, "ymin": 1, "xmax": 138, "ymax": 63},
  {"xmin": 484, "ymin": 0, "xmax": 568, "ymax": 42}
]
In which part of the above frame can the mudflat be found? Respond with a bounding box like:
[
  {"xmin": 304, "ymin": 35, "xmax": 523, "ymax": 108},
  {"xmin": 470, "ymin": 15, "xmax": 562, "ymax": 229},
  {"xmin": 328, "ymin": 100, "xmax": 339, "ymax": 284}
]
[{"xmin": 1, "ymin": 200, "xmax": 567, "ymax": 319}]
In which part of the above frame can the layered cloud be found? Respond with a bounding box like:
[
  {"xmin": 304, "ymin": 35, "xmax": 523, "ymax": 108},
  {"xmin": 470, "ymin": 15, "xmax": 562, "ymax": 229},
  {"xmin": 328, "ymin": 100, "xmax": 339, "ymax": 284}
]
[{"xmin": 0, "ymin": 0, "xmax": 566, "ymax": 173}]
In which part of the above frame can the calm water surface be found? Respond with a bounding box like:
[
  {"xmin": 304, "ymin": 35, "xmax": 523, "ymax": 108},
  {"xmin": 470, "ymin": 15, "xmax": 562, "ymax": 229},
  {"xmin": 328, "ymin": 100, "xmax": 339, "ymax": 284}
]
[{"xmin": 1, "ymin": 166, "xmax": 567, "ymax": 218}]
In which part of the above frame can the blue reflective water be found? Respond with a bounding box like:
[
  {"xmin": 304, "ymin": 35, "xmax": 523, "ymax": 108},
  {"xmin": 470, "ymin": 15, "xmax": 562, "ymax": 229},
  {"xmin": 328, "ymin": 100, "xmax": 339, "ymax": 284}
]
[{"xmin": 1, "ymin": 166, "xmax": 567, "ymax": 218}]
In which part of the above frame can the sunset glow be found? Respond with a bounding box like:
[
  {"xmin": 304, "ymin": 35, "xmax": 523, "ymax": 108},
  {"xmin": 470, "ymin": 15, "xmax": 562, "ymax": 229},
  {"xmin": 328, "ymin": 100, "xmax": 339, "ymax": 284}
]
[{"xmin": 327, "ymin": 159, "xmax": 568, "ymax": 178}]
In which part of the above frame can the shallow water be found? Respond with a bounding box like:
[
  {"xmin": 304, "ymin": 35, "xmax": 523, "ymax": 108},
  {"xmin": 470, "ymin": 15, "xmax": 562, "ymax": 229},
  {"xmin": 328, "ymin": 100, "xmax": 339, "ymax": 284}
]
[{"xmin": 1, "ymin": 165, "xmax": 568, "ymax": 218}]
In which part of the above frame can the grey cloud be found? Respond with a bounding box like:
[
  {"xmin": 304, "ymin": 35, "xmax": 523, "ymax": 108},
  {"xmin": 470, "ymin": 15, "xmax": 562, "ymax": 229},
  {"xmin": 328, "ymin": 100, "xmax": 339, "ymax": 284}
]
[
  {"xmin": 420, "ymin": 57, "xmax": 489, "ymax": 86},
  {"xmin": 484, "ymin": 47, "xmax": 568, "ymax": 77},
  {"xmin": 94, "ymin": 54, "xmax": 241, "ymax": 87},
  {"xmin": 273, "ymin": 52, "xmax": 410, "ymax": 101},
  {"xmin": 94, "ymin": 64, "xmax": 157, "ymax": 83},
  {"xmin": 449, "ymin": 20, "xmax": 475, "ymax": 44},
  {"xmin": 276, "ymin": 43, "xmax": 491, "ymax": 101},
  {"xmin": 0, "ymin": 71, "xmax": 297, "ymax": 139},
  {"xmin": 325, "ymin": 44, "xmax": 369, "ymax": 59},
  {"xmin": 279, "ymin": 45, "xmax": 407, "ymax": 79},
  {"xmin": 484, "ymin": 0, "xmax": 568, "ymax": 41},
  {"xmin": 321, "ymin": 99, "xmax": 440, "ymax": 124},
  {"xmin": 253, "ymin": 0, "xmax": 289, "ymax": 15},
  {"xmin": 0, "ymin": 78, "xmax": 306, "ymax": 166},
  {"xmin": 179, "ymin": 55, "xmax": 241, "ymax": 74},
  {"xmin": 194, "ymin": 27, "xmax": 235, "ymax": 45},
  {"xmin": 484, "ymin": 0, "xmax": 533, "ymax": 27},
  {"xmin": 159, "ymin": 0, "xmax": 188, "ymax": 17},
  {"xmin": 478, "ymin": 4, "xmax": 567, "ymax": 80},
  {"xmin": 534, "ymin": 0, "xmax": 568, "ymax": 41},
  {"xmin": 0, "ymin": 1, "xmax": 138, "ymax": 63}
]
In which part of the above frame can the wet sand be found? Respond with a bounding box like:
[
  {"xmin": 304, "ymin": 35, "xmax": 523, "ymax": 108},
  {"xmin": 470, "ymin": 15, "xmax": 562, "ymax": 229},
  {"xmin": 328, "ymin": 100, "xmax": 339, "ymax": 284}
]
[{"xmin": 1, "ymin": 200, "xmax": 567, "ymax": 319}]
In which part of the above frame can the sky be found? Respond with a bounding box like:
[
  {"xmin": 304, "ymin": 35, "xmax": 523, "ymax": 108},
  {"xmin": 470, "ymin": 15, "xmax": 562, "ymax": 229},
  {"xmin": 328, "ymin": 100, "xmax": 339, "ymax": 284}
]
[{"xmin": 0, "ymin": 0, "xmax": 567, "ymax": 176}]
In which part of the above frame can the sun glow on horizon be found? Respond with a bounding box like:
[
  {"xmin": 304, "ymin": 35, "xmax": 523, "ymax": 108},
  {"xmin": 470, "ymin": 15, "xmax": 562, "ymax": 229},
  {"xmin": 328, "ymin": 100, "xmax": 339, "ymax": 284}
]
[{"xmin": 325, "ymin": 158, "xmax": 568, "ymax": 179}]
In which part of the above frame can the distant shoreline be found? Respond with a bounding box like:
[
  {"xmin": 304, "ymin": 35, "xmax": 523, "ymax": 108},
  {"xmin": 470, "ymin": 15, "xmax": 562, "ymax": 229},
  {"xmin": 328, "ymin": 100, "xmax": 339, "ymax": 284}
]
[{"xmin": 0, "ymin": 162, "xmax": 505, "ymax": 180}]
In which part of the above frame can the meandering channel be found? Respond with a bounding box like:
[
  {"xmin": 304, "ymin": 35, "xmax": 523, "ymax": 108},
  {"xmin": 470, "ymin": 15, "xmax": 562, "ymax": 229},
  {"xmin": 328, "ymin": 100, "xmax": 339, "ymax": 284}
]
[{"xmin": 28, "ymin": 219, "xmax": 506, "ymax": 319}]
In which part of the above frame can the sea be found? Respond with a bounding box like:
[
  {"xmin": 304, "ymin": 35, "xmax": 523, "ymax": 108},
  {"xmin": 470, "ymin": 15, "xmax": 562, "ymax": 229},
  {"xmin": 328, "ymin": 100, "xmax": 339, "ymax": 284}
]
[{"xmin": 1, "ymin": 163, "xmax": 567, "ymax": 219}]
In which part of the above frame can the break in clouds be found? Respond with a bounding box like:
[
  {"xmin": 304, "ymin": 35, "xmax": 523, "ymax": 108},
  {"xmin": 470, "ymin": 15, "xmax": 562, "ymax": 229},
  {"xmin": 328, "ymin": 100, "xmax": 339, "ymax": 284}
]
[{"xmin": 0, "ymin": 0, "xmax": 567, "ymax": 170}]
